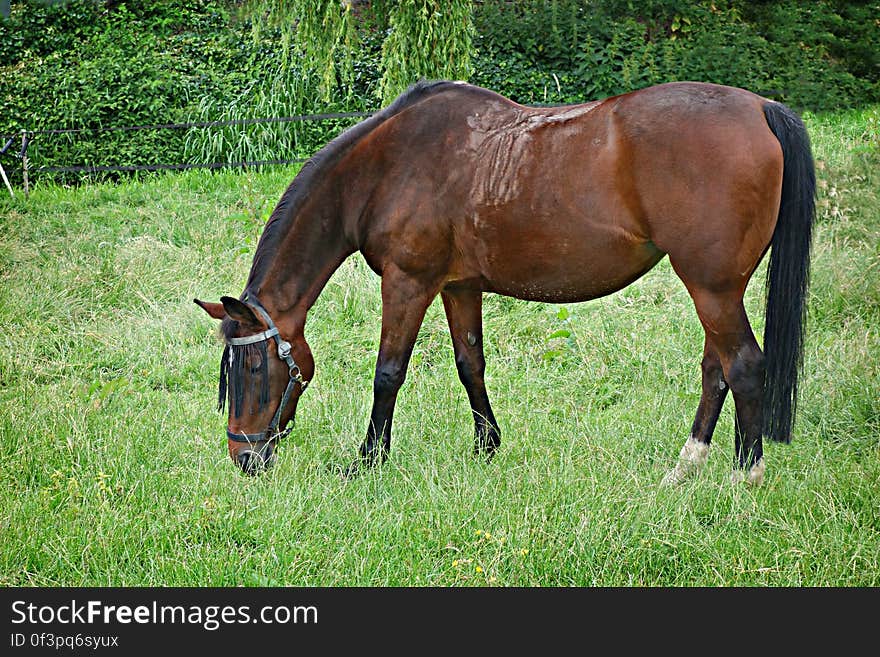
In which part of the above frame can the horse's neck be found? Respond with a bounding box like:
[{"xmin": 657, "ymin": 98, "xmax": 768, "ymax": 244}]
[{"xmin": 253, "ymin": 203, "xmax": 355, "ymax": 329}]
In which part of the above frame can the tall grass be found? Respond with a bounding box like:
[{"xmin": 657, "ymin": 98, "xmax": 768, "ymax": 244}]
[
  {"xmin": 0, "ymin": 108, "xmax": 877, "ymax": 586},
  {"xmin": 183, "ymin": 62, "xmax": 374, "ymax": 166}
]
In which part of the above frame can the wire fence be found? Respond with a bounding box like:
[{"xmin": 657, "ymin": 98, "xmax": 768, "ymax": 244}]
[{"xmin": 0, "ymin": 109, "xmax": 376, "ymax": 194}]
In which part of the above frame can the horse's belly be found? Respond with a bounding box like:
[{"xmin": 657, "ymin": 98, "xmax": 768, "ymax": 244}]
[{"xmin": 474, "ymin": 224, "xmax": 665, "ymax": 303}]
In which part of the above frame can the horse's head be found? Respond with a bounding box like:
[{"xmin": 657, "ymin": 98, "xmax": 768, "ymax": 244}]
[{"xmin": 194, "ymin": 295, "xmax": 313, "ymax": 475}]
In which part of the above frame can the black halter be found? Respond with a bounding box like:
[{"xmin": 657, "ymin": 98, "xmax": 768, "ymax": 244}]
[{"xmin": 224, "ymin": 295, "xmax": 308, "ymax": 444}]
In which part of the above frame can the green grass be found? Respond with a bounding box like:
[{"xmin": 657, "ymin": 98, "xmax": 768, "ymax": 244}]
[{"xmin": 1, "ymin": 108, "xmax": 878, "ymax": 586}]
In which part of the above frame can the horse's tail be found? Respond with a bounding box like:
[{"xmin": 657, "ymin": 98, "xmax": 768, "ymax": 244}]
[{"xmin": 760, "ymin": 101, "xmax": 816, "ymax": 443}]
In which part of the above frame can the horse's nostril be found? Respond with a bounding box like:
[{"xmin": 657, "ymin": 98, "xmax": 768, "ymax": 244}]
[
  {"xmin": 237, "ymin": 450, "xmax": 262, "ymax": 476},
  {"xmin": 236, "ymin": 446, "xmax": 276, "ymax": 475}
]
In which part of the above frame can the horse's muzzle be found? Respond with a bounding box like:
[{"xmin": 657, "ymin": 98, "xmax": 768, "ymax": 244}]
[{"xmin": 235, "ymin": 443, "xmax": 276, "ymax": 476}]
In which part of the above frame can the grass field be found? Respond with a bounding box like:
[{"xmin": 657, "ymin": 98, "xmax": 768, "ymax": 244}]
[{"xmin": 1, "ymin": 106, "xmax": 877, "ymax": 586}]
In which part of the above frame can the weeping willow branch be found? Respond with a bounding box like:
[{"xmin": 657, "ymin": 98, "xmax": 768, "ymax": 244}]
[
  {"xmin": 240, "ymin": 0, "xmax": 357, "ymax": 101},
  {"xmin": 241, "ymin": 1, "xmax": 474, "ymax": 105},
  {"xmin": 379, "ymin": 1, "xmax": 474, "ymax": 103},
  {"xmin": 294, "ymin": 0, "xmax": 357, "ymax": 99}
]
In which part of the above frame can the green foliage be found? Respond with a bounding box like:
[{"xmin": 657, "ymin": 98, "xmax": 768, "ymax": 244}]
[
  {"xmin": 0, "ymin": 1, "xmax": 255, "ymax": 182},
  {"xmin": 471, "ymin": 0, "xmax": 880, "ymax": 109},
  {"xmin": 0, "ymin": 0, "xmax": 102, "ymax": 65},
  {"xmin": 1, "ymin": 0, "xmax": 877, "ymax": 184},
  {"xmin": 293, "ymin": 0, "xmax": 358, "ymax": 100},
  {"xmin": 243, "ymin": 0, "xmax": 473, "ymax": 104},
  {"xmin": 240, "ymin": 0, "xmax": 359, "ymax": 102},
  {"xmin": 182, "ymin": 60, "xmax": 374, "ymax": 168},
  {"xmin": 741, "ymin": 0, "xmax": 880, "ymax": 85},
  {"xmin": 378, "ymin": 0, "xmax": 474, "ymax": 103}
]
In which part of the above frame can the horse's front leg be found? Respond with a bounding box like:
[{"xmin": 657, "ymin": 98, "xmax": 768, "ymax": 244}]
[
  {"xmin": 353, "ymin": 266, "xmax": 438, "ymax": 473},
  {"xmin": 441, "ymin": 286, "xmax": 501, "ymax": 459}
]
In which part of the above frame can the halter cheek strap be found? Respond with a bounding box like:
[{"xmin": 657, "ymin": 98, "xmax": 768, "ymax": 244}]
[{"xmin": 225, "ymin": 296, "xmax": 308, "ymax": 444}]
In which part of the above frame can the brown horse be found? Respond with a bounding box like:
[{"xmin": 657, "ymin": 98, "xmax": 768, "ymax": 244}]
[{"xmin": 195, "ymin": 80, "xmax": 815, "ymax": 483}]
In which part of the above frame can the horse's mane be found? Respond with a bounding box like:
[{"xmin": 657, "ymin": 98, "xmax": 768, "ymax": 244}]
[{"xmin": 242, "ymin": 80, "xmax": 463, "ymax": 295}]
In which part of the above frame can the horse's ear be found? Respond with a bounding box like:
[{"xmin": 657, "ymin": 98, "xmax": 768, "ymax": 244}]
[
  {"xmin": 220, "ymin": 296, "xmax": 262, "ymax": 328},
  {"xmin": 193, "ymin": 298, "xmax": 226, "ymax": 320}
]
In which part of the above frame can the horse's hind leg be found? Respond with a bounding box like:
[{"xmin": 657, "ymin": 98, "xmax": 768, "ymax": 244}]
[
  {"xmin": 662, "ymin": 337, "xmax": 729, "ymax": 485},
  {"xmin": 689, "ymin": 289, "xmax": 766, "ymax": 485},
  {"xmin": 441, "ymin": 287, "xmax": 501, "ymax": 458}
]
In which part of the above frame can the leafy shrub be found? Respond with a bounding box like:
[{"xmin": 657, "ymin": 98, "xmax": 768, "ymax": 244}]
[
  {"xmin": 472, "ymin": 0, "xmax": 879, "ymax": 110},
  {"xmin": 0, "ymin": 1, "xmax": 285, "ymax": 182}
]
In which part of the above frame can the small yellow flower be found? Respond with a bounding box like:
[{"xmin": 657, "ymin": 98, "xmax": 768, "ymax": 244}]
[
  {"xmin": 475, "ymin": 566, "xmax": 483, "ymax": 573},
  {"xmin": 520, "ymin": 548, "xmax": 529, "ymax": 556},
  {"xmin": 475, "ymin": 529, "xmax": 483, "ymax": 536},
  {"xmin": 452, "ymin": 560, "xmax": 459, "ymax": 567},
  {"xmin": 484, "ymin": 532, "xmax": 492, "ymax": 540}
]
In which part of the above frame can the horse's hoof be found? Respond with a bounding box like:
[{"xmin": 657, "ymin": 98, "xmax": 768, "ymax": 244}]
[
  {"xmin": 661, "ymin": 436, "xmax": 710, "ymax": 486},
  {"xmin": 730, "ymin": 458, "xmax": 765, "ymax": 486},
  {"xmin": 342, "ymin": 460, "xmax": 362, "ymax": 480},
  {"xmin": 661, "ymin": 467, "xmax": 685, "ymax": 487},
  {"xmin": 473, "ymin": 446, "xmax": 497, "ymax": 463}
]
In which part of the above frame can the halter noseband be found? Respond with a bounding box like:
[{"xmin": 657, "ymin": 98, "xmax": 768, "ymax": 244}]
[{"xmin": 225, "ymin": 295, "xmax": 308, "ymax": 444}]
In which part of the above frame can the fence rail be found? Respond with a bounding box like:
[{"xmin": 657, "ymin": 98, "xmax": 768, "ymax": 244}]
[
  {"xmin": 3, "ymin": 110, "xmax": 373, "ymax": 139},
  {"xmin": 34, "ymin": 158, "xmax": 314, "ymax": 175}
]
